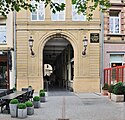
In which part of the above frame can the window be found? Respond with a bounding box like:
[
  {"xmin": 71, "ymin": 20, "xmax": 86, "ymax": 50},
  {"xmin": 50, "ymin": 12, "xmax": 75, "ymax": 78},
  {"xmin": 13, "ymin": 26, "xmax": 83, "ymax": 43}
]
[
  {"xmin": 31, "ymin": 0, "xmax": 45, "ymax": 21},
  {"xmin": 51, "ymin": 0, "xmax": 65, "ymax": 21},
  {"xmin": 72, "ymin": 1, "xmax": 86, "ymax": 21},
  {"xmin": 109, "ymin": 11, "xmax": 120, "ymax": 34},
  {"xmin": 110, "ymin": 54, "xmax": 123, "ymax": 67},
  {"xmin": 0, "ymin": 25, "xmax": 6, "ymax": 44},
  {"xmin": 110, "ymin": 54, "xmax": 123, "ymax": 83}
]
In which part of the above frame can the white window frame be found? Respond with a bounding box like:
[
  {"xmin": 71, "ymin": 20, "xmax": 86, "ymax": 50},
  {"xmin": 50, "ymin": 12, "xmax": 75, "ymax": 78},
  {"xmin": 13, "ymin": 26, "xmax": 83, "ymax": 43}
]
[
  {"xmin": 72, "ymin": 0, "xmax": 86, "ymax": 21},
  {"xmin": 109, "ymin": 14, "xmax": 120, "ymax": 34},
  {"xmin": 31, "ymin": 0, "xmax": 45, "ymax": 21},
  {"xmin": 0, "ymin": 25, "xmax": 6, "ymax": 44},
  {"xmin": 51, "ymin": 0, "xmax": 65, "ymax": 21}
]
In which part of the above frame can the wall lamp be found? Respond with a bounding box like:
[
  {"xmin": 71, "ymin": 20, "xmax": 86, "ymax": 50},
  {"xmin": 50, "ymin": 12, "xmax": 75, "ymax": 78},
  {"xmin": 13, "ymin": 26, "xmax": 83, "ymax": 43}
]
[
  {"xmin": 29, "ymin": 36, "xmax": 35, "ymax": 56},
  {"xmin": 82, "ymin": 36, "xmax": 88, "ymax": 55}
]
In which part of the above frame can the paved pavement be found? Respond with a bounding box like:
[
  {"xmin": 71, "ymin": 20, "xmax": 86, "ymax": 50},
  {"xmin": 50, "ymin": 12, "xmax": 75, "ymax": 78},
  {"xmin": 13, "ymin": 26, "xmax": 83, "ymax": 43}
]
[{"xmin": 0, "ymin": 91, "xmax": 125, "ymax": 120}]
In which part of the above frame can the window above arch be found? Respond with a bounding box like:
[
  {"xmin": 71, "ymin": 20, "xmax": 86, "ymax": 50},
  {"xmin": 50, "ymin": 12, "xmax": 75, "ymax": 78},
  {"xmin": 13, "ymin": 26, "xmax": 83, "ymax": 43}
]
[
  {"xmin": 31, "ymin": 0, "xmax": 45, "ymax": 21},
  {"xmin": 51, "ymin": 0, "xmax": 65, "ymax": 21}
]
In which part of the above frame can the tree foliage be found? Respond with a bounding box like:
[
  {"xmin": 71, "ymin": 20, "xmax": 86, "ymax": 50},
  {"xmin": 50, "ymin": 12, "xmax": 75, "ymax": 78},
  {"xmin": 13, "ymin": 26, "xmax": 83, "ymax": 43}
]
[{"xmin": 0, "ymin": 0, "xmax": 110, "ymax": 20}]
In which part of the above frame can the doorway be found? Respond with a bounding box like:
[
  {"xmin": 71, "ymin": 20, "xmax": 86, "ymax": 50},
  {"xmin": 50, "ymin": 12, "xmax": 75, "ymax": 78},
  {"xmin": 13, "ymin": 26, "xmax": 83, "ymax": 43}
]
[
  {"xmin": 0, "ymin": 52, "xmax": 9, "ymax": 89},
  {"xmin": 43, "ymin": 37, "xmax": 74, "ymax": 91}
]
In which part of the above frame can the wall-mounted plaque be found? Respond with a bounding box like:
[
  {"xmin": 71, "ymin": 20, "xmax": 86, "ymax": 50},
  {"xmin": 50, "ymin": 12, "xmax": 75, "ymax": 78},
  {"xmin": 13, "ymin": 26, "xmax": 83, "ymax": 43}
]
[{"xmin": 90, "ymin": 33, "xmax": 99, "ymax": 43}]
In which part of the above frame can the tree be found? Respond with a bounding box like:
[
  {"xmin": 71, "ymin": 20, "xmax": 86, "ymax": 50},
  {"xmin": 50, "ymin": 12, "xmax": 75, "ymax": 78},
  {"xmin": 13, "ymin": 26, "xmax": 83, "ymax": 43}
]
[{"xmin": 0, "ymin": 0, "xmax": 110, "ymax": 20}]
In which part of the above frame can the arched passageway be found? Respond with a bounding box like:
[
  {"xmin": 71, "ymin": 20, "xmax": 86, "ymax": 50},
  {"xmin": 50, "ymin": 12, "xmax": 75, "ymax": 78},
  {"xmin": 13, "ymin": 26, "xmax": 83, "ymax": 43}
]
[{"xmin": 43, "ymin": 37, "xmax": 74, "ymax": 91}]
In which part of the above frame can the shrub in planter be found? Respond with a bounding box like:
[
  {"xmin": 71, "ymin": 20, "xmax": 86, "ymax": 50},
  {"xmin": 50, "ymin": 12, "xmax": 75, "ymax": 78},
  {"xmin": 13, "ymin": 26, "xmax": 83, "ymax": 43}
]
[
  {"xmin": 18, "ymin": 103, "xmax": 26, "ymax": 109},
  {"xmin": 40, "ymin": 89, "xmax": 48, "ymax": 96},
  {"xmin": 111, "ymin": 82, "xmax": 125, "ymax": 102},
  {"xmin": 33, "ymin": 96, "xmax": 40, "ymax": 108},
  {"xmin": 33, "ymin": 96, "xmax": 40, "ymax": 101},
  {"xmin": 18, "ymin": 103, "xmax": 27, "ymax": 118},
  {"xmin": 102, "ymin": 83, "xmax": 109, "ymax": 90},
  {"xmin": 113, "ymin": 82, "xmax": 124, "ymax": 95},
  {"xmin": 25, "ymin": 101, "xmax": 34, "ymax": 115},
  {"xmin": 9, "ymin": 99, "xmax": 19, "ymax": 117},
  {"xmin": 39, "ymin": 92, "xmax": 46, "ymax": 102},
  {"xmin": 39, "ymin": 89, "xmax": 45, "ymax": 93},
  {"xmin": 108, "ymin": 84, "xmax": 114, "ymax": 93},
  {"xmin": 102, "ymin": 83, "xmax": 109, "ymax": 95}
]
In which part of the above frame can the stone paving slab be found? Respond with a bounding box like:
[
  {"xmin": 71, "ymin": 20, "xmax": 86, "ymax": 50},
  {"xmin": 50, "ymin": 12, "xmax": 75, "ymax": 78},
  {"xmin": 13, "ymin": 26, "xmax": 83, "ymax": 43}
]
[{"xmin": 0, "ymin": 92, "xmax": 125, "ymax": 120}]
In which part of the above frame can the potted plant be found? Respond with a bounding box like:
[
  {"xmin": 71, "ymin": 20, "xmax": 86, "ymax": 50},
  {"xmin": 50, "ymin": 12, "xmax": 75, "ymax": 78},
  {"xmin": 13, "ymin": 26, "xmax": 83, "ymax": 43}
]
[
  {"xmin": 25, "ymin": 101, "xmax": 34, "ymax": 115},
  {"xmin": 111, "ymin": 82, "xmax": 125, "ymax": 102},
  {"xmin": 9, "ymin": 99, "xmax": 19, "ymax": 117},
  {"xmin": 39, "ymin": 91, "xmax": 46, "ymax": 102},
  {"xmin": 39, "ymin": 89, "xmax": 45, "ymax": 93},
  {"xmin": 28, "ymin": 85, "xmax": 32, "ymax": 91},
  {"xmin": 102, "ymin": 83, "xmax": 109, "ymax": 96},
  {"xmin": 40, "ymin": 89, "xmax": 48, "ymax": 97},
  {"xmin": 18, "ymin": 103, "xmax": 27, "ymax": 118},
  {"xmin": 33, "ymin": 96, "xmax": 40, "ymax": 108}
]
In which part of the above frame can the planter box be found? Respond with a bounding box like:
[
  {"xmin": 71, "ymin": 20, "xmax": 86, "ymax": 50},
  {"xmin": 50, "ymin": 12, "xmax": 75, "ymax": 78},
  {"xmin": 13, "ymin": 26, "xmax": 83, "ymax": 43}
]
[
  {"xmin": 27, "ymin": 106, "xmax": 34, "ymax": 115},
  {"xmin": 18, "ymin": 108, "xmax": 27, "ymax": 118},
  {"xmin": 33, "ymin": 101, "xmax": 40, "ymax": 108},
  {"xmin": 9, "ymin": 104, "xmax": 18, "ymax": 117},
  {"xmin": 40, "ymin": 97, "xmax": 46, "ymax": 102},
  {"xmin": 111, "ymin": 93, "xmax": 124, "ymax": 102}
]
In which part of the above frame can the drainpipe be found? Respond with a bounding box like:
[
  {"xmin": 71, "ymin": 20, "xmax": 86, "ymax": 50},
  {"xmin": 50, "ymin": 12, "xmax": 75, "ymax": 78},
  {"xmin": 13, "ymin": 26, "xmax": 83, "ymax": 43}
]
[
  {"xmin": 100, "ymin": 11, "xmax": 104, "ymax": 92},
  {"xmin": 13, "ymin": 11, "xmax": 17, "ymax": 89}
]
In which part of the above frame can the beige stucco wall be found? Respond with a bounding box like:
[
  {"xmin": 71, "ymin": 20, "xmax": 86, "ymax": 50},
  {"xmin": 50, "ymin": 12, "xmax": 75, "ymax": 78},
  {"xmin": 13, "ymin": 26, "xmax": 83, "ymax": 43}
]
[{"xmin": 16, "ymin": 1, "xmax": 101, "ymax": 92}]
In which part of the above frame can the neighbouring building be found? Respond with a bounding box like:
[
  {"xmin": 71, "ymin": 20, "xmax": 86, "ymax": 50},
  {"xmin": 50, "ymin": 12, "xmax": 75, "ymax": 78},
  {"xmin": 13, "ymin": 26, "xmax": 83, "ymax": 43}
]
[
  {"xmin": 103, "ymin": 0, "xmax": 125, "ymax": 85},
  {"xmin": 15, "ymin": 0, "xmax": 101, "ymax": 92},
  {"xmin": 0, "ymin": 13, "xmax": 15, "ymax": 89},
  {"xmin": 104, "ymin": 0, "xmax": 125, "ymax": 69}
]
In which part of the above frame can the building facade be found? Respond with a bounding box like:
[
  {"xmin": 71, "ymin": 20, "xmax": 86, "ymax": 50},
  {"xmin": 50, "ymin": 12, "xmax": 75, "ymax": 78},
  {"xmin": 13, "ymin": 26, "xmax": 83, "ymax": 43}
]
[
  {"xmin": 0, "ymin": 13, "xmax": 15, "ymax": 89},
  {"xmin": 16, "ymin": 0, "xmax": 101, "ymax": 92},
  {"xmin": 104, "ymin": 0, "xmax": 125, "ymax": 70}
]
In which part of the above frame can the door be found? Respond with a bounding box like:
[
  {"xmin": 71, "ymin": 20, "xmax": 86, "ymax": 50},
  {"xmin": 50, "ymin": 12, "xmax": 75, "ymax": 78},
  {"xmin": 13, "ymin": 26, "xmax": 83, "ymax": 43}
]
[{"xmin": 0, "ymin": 54, "xmax": 9, "ymax": 89}]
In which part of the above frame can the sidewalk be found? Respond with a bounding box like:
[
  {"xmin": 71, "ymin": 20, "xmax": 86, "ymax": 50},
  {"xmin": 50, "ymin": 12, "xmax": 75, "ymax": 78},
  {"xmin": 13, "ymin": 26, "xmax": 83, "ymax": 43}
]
[{"xmin": 0, "ymin": 92, "xmax": 125, "ymax": 120}]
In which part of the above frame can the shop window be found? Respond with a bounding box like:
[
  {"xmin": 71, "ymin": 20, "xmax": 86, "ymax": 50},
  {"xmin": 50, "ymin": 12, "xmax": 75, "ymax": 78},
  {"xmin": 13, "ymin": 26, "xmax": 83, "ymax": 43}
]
[
  {"xmin": 31, "ymin": 0, "xmax": 45, "ymax": 21},
  {"xmin": 109, "ymin": 10, "xmax": 120, "ymax": 34},
  {"xmin": 0, "ymin": 25, "xmax": 6, "ymax": 44},
  {"xmin": 51, "ymin": 0, "xmax": 65, "ymax": 21}
]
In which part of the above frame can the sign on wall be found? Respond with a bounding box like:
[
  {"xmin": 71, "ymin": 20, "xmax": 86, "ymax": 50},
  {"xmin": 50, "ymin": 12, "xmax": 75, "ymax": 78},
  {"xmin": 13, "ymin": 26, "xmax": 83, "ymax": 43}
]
[{"xmin": 90, "ymin": 33, "xmax": 99, "ymax": 43}]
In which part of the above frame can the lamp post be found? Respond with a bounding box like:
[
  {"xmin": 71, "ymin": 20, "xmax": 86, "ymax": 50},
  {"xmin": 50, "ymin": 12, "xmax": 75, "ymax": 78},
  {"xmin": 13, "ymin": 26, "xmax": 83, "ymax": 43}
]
[
  {"xmin": 82, "ymin": 36, "xmax": 88, "ymax": 55},
  {"xmin": 29, "ymin": 36, "xmax": 35, "ymax": 56}
]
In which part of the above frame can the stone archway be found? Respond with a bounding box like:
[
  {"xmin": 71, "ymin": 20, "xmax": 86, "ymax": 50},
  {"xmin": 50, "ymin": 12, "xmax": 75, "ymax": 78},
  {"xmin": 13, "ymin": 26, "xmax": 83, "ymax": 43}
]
[{"xmin": 38, "ymin": 31, "xmax": 78, "ymax": 91}]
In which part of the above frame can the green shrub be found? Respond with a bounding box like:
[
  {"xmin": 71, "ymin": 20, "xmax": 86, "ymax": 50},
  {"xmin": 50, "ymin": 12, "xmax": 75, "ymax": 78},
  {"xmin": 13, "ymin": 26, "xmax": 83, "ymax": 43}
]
[
  {"xmin": 33, "ymin": 96, "xmax": 40, "ymax": 101},
  {"xmin": 102, "ymin": 83, "xmax": 109, "ymax": 90},
  {"xmin": 10, "ymin": 99, "xmax": 19, "ymax": 104},
  {"xmin": 25, "ymin": 101, "xmax": 33, "ymax": 107},
  {"xmin": 39, "ymin": 92, "xmax": 45, "ymax": 97},
  {"xmin": 18, "ymin": 103, "xmax": 26, "ymax": 109},
  {"xmin": 39, "ymin": 89, "xmax": 45, "ymax": 93},
  {"xmin": 113, "ymin": 82, "xmax": 124, "ymax": 95},
  {"xmin": 108, "ymin": 84, "xmax": 114, "ymax": 93}
]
